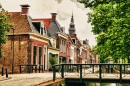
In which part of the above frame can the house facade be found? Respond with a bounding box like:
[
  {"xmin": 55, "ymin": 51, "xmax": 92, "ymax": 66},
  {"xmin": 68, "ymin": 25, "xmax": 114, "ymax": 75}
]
[
  {"xmin": 80, "ymin": 39, "xmax": 91, "ymax": 64},
  {"xmin": 0, "ymin": 5, "xmax": 50, "ymax": 73},
  {"xmin": 34, "ymin": 13, "xmax": 70, "ymax": 64},
  {"xmin": 48, "ymin": 37, "xmax": 60, "ymax": 69}
]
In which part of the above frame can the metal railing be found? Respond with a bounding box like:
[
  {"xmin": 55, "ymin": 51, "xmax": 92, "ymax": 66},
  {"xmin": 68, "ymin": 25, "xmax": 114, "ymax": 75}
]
[
  {"xmin": 18, "ymin": 64, "xmax": 44, "ymax": 73},
  {"xmin": 53, "ymin": 63, "xmax": 130, "ymax": 83}
]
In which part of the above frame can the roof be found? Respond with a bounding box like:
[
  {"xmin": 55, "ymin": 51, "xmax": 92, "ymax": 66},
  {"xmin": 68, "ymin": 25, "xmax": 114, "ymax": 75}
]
[
  {"xmin": 48, "ymin": 20, "xmax": 62, "ymax": 37},
  {"xmin": 34, "ymin": 18, "xmax": 64, "ymax": 38},
  {"xmin": 33, "ymin": 18, "xmax": 51, "ymax": 29},
  {"xmin": 8, "ymin": 12, "xmax": 38, "ymax": 34}
]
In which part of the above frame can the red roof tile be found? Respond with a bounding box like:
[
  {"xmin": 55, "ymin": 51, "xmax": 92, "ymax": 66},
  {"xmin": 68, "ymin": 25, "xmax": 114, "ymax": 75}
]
[{"xmin": 33, "ymin": 18, "xmax": 51, "ymax": 29}]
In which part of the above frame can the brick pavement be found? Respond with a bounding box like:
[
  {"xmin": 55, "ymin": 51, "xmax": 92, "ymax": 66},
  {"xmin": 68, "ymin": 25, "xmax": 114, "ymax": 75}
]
[{"xmin": 0, "ymin": 72, "xmax": 61, "ymax": 86}]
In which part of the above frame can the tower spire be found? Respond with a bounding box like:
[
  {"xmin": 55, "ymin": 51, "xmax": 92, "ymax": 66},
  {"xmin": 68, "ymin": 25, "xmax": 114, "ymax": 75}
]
[
  {"xmin": 71, "ymin": 10, "xmax": 74, "ymax": 23},
  {"xmin": 69, "ymin": 11, "xmax": 76, "ymax": 35}
]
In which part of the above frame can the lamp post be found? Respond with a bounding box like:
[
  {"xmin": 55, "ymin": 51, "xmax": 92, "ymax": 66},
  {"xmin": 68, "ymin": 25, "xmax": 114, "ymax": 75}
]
[{"xmin": 11, "ymin": 28, "xmax": 15, "ymax": 74}]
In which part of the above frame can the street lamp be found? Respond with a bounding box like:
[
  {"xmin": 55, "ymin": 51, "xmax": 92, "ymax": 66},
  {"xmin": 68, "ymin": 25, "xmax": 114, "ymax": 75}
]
[{"xmin": 11, "ymin": 28, "xmax": 15, "ymax": 74}]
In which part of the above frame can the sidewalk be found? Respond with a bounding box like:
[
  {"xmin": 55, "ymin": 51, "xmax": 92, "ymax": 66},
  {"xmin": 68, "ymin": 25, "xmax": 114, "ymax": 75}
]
[
  {"xmin": 0, "ymin": 72, "xmax": 60, "ymax": 86},
  {"xmin": 0, "ymin": 76, "xmax": 11, "ymax": 81},
  {"xmin": 0, "ymin": 67, "xmax": 99, "ymax": 86}
]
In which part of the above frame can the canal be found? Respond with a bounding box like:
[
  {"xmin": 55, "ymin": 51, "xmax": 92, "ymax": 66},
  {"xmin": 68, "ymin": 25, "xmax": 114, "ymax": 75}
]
[
  {"xmin": 86, "ymin": 83, "xmax": 130, "ymax": 86},
  {"xmin": 64, "ymin": 82, "xmax": 130, "ymax": 86}
]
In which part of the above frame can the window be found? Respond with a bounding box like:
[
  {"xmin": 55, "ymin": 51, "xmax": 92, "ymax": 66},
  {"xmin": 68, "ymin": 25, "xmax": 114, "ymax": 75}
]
[
  {"xmin": 64, "ymin": 40, "xmax": 65, "ymax": 45},
  {"xmin": 61, "ymin": 40, "xmax": 62, "ymax": 44},
  {"xmin": 41, "ymin": 27, "xmax": 43, "ymax": 35},
  {"xmin": 44, "ymin": 47, "xmax": 46, "ymax": 70},
  {"xmin": 33, "ymin": 46, "xmax": 37, "ymax": 64},
  {"xmin": 44, "ymin": 27, "xmax": 46, "ymax": 35},
  {"xmin": 64, "ymin": 40, "xmax": 66, "ymax": 53},
  {"xmin": 69, "ymin": 30, "xmax": 74, "ymax": 34},
  {"xmin": 70, "ymin": 25, "xmax": 74, "ymax": 28},
  {"xmin": 60, "ymin": 39, "xmax": 62, "ymax": 52},
  {"xmin": 72, "ymin": 39, "xmax": 76, "ymax": 44},
  {"xmin": 44, "ymin": 47, "xmax": 46, "ymax": 54},
  {"xmin": 39, "ymin": 47, "xmax": 42, "ymax": 64}
]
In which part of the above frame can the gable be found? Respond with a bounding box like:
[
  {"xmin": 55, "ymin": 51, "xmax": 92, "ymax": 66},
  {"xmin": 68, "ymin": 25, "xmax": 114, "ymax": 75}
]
[{"xmin": 8, "ymin": 12, "xmax": 31, "ymax": 34}]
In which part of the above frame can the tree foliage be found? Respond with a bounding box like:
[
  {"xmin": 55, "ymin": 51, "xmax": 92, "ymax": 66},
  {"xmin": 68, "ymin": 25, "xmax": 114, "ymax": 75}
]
[
  {"xmin": 79, "ymin": 0, "xmax": 130, "ymax": 63},
  {"xmin": 49, "ymin": 54, "xmax": 58, "ymax": 66},
  {"xmin": 0, "ymin": 4, "xmax": 12, "ymax": 57}
]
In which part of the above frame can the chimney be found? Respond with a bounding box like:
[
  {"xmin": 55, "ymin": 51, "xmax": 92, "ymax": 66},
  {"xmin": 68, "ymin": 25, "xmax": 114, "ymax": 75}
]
[
  {"xmin": 51, "ymin": 13, "xmax": 57, "ymax": 20},
  {"xmin": 20, "ymin": 4, "xmax": 30, "ymax": 14}
]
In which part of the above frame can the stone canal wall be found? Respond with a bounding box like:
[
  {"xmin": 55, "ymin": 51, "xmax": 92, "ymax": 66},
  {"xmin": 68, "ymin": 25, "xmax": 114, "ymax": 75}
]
[{"xmin": 34, "ymin": 78, "xmax": 65, "ymax": 86}]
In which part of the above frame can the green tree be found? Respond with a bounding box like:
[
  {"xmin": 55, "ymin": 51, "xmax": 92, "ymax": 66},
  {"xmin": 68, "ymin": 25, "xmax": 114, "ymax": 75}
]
[
  {"xmin": 49, "ymin": 53, "xmax": 58, "ymax": 70},
  {"xmin": 0, "ymin": 4, "xmax": 12, "ymax": 57},
  {"xmin": 79, "ymin": 0, "xmax": 130, "ymax": 63}
]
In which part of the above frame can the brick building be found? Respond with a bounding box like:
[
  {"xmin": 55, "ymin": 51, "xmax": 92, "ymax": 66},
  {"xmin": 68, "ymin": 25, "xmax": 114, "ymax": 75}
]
[
  {"xmin": 34, "ymin": 13, "xmax": 69, "ymax": 64},
  {"xmin": 0, "ymin": 5, "xmax": 49, "ymax": 73}
]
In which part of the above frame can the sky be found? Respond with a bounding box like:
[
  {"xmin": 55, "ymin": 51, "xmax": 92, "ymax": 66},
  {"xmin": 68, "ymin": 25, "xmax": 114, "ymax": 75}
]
[{"xmin": 0, "ymin": 0, "xmax": 96, "ymax": 47}]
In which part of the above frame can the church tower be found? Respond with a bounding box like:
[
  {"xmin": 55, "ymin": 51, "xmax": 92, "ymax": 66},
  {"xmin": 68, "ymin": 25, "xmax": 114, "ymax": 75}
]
[{"xmin": 69, "ymin": 12, "xmax": 76, "ymax": 35}]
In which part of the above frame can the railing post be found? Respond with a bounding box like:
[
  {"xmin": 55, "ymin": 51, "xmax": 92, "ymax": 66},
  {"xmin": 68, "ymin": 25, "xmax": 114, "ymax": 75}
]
[
  {"xmin": 42, "ymin": 65, "xmax": 44, "ymax": 73},
  {"xmin": 28, "ymin": 66, "xmax": 30, "ymax": 74},
  {"xmin": 35, "ymin": 66, "xmax": 37, "ymax": 73},
  {"xmin": 61, "ymin": 64, "xmax": 64, "ymax": 78},
  {"xmin": 70, "ymin": 65, "xmax": 72, "ymax": 72},
  {"xmin": 120, "ymin": 64, "xmax": 122, "ymax": 84},
  {"xmin": 80, "ymin": 64, "xmax": 82, "ymax": 82},
  {"xmin": 124, "ymin": 65, "xmax": 125, "ymax": 73},
  {"xmin": 39, "ymin": 65, "xmax": 40, "ymax": 73},
  {"xmin": 6, "ymin": 68, "xmax": 8, "ymax": 78},
  {"xmin": 77, "ymin": 65, "xmax": 79, "ymax": 72},
  {"xmin": 32, "ymin": 66, "xmax": 34, "ymax": 73},
  {"xmin": 53, "ymin": 65, "xmax": 56, "ymax": 81},
  {"xmin": 99, "ymin": 64, "xmax": 102, "ymax": 83},
  {"xmin": 108, "ymin": 64, "xmax": 110, "ymax": 73},
  {"xmin": 20, "ymin": 65, "xmax": 21, "ymax": 73},
  {"xmin": 92, "ymin": 64, "xmax": 94, "ymax": 73},
  {"xmin": 2, "ymin": 66, "xmax": 4, "ymax": 76}
]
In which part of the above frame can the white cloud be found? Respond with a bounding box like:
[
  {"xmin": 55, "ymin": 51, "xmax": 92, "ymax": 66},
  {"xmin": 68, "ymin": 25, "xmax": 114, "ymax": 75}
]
[{"xmin": 0, "ymin": 0, "xmax": 96, "ymax": 47}]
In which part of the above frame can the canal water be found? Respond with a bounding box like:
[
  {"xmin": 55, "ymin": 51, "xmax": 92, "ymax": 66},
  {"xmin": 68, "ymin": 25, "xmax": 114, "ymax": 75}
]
[
  {"xmin": 63, "ymin": 82, "xmax": 130, "ymax": 86},
  {"xmin": 86, "ymin": 83, "xmax": 130, "ymax": 86}
]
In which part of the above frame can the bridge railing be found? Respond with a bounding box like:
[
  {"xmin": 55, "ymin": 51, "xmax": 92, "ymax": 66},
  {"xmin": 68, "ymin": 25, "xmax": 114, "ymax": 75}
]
[{"xmin": 53, "ymin": 63, "xmax": 130, "ymax": 83}]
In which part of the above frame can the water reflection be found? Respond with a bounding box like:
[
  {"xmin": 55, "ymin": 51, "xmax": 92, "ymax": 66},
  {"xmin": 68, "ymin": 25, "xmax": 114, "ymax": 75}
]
[{"xmin": 86, "ymin": 83, "xmax": 130, "ymax": 86}]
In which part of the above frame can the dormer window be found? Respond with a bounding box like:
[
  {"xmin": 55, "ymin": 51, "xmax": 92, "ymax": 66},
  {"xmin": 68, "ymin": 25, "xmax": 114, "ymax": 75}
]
[{"xmin": 32, "ymin": 21, "xmax": 47, "ymax": 36}]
